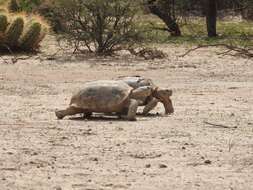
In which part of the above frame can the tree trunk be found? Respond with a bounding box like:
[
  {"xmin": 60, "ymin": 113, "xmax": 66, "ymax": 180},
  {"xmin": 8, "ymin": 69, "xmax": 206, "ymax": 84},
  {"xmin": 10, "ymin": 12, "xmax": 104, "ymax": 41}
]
[
  {"xmin": 206, "ymin": 0, "xmax": 217, "ymax": 37},
  {"xmin": 147, "ymin": 0, "xmax": 181, "ymax": 36}
]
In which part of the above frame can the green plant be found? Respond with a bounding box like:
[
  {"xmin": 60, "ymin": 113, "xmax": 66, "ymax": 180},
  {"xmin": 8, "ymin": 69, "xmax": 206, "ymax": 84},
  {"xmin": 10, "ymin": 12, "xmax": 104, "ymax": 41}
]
[
  {"xmin": 5, "ymin": 17, "xmax": 24, "ymax": 47},
  {"xmin": 18, "ymin": 0, "xmax": 42, "ymax": 12},
  {"xmin": 19, "ymin": 22, "xmax": 41, "ymax": 50},
  {"xmin": 140, "ymin": 15, "xmax": 253, "ymax": 46},
  {"xmin": 0, "ymin": 10, "xmax": 49, "ymax": 52},
  {"xmin": 56, "ymin": 0, "xmax": 142, "ymax": 55},
  {"xmin": 8, "ymin": 0, "xmax": 19, "ymax": 12},
  {"xmin": 0, "ymin": 14, "xmax": 8, "ymax": 32}
]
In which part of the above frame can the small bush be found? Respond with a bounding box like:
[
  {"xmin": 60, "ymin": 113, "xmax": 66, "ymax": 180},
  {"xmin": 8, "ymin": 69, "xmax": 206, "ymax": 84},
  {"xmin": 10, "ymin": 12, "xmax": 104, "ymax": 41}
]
[{"xmin": 56, "ymin": 0, "xmax": 142, "ymax": 55}]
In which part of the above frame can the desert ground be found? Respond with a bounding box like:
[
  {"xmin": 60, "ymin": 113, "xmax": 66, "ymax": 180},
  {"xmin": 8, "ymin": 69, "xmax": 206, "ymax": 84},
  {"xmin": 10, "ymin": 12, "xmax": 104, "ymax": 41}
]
[{"xmin": 0, "ymin": 37, "xmax": 253, "ymax": 190}]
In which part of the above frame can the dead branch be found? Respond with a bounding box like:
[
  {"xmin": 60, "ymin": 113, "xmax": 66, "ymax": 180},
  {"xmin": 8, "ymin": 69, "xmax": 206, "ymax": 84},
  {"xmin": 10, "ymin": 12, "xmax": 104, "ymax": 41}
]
[
  {"xmin": 180, "ymin": 44, "xmax": 253, "ymax": 58},
  {"xmin": 203, "ymin": 121, "xmax": 237, "ymax": 129}
]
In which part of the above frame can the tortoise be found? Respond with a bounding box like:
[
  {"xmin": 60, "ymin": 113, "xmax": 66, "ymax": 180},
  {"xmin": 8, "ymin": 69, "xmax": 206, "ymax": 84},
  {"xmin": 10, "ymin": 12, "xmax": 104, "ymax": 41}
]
[
  {"xmin": 55, "ymin": 80, "xmax": 152, "ymax": 121},
  {"xmin": 117, "ymin": 76, "xmax": 174, "ymax": 115}
]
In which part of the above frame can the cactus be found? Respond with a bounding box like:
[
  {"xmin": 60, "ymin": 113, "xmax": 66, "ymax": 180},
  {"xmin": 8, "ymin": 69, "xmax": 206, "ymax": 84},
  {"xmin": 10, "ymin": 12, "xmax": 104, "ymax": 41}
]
[
  {"xmin": 0, "ymin": 7, "xmax": 8, "ymax": 13},
  {"xmin": 8, "ymin": 0, "xmax": 19, "ymax": 12},
  {"xmin": 19, "ymin": 22, "xmax": 41, "ymax": 50},
  {"xmin": 0, "ymin": 14, "xmax": 8, "ymax": 32},
  {"xmin": 0, "ymin": 9, "xmax": 48, "ymax": 52},
  {"xmin": 5, "ymin": 17, "xmax": 24, "ymax": 47},
  {"xmin": 33, "ymin": 26, "xmax": 47, "ymax": 49}
]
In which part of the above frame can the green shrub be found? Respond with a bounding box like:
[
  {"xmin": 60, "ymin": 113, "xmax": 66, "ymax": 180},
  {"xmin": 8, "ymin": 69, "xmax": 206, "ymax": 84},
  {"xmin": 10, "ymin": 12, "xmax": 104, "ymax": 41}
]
[{"xmin": 56, "ymin": 0, "xmax": 142, "ymax": 55}]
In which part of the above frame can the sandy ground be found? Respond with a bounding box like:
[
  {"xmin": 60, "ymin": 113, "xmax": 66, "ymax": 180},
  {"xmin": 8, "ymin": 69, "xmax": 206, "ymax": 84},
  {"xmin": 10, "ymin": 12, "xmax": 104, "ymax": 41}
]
[{"xmin": 0, "ymin": 39, "xmax": 253, "ymax": 190}]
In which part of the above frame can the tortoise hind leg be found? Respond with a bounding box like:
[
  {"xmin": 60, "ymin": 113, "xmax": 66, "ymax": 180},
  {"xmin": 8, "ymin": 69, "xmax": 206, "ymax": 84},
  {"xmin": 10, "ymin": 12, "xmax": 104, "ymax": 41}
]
[
  {"xmin": 143, "ymin": 98, "xmax": 159, "ymax": 115},
  {"xmin": 55, "ymin": 106, "xmax": 85, "ymax": 119}
]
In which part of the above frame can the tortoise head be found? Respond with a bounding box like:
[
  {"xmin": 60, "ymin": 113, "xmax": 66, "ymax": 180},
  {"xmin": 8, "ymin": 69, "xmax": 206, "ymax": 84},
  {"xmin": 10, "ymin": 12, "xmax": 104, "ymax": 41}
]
[{"xmin": 152, "ymin": 88, "xmax": 174, "ymax": 114}]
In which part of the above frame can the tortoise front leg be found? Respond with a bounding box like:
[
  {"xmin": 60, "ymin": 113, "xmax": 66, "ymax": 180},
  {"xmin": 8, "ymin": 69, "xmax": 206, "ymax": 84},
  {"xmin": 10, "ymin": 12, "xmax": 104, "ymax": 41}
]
[
  {"xmin": 55, "ymin": 106, "xmax": 85, "ymax": 119},
  {"xmin": 142, "ymin": 97, "xmax": 159, "ymax": 115},
  {"xmin": 121, "ymin": 99, "xmax": 138, "ymax": 121},
  {"xmin": 127, "ymin": 99, "xmax": 138, "ymax": 121}
]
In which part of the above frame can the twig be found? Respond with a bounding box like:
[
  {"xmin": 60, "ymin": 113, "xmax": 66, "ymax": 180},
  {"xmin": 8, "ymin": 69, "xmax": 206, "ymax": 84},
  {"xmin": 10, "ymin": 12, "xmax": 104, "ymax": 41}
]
[
  {"xmin": 228, "ymin": 137, "xmax": 235, "ymax": 152},
  {"xmin": 180, "ymin": 44, "xmax": 253, "ymax": 58},
  {"xmin": 0, "ymin": 55, "xmax": 9, "ymax": 64},
  {"xmin": 0, "ymin": 123, "xmax": 25, "ymax": 126},
  {"xmin": 0, "ymin": 44, "xmax": 35, "ymax": 64},
  {"xmin": 180, "ymin": 45, "xmax": 208, "ymax": 57},
  {"xmin": 204, "ymin": 121, "xmax": 237, "ymax": 129}
]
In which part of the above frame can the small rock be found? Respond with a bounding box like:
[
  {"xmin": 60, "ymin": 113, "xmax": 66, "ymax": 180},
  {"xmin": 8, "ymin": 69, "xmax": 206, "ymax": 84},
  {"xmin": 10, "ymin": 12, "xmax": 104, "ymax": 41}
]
[
  {"xmin": 182, "ymin": 146, "xmax": 186, "ymax": 150},
  {"xmin": 55, "ymin": 186, "xmax": 62, "ymax": 190},
  {"xmin": 228, "ymin": 87, "xmax": 239, "ymax": 90},
  {"xmin": 90, "ymin": 157, "xmax": 98, "ymax": 161},
  {"xmin": 117, "ymin": 127, "xmax": 124, "ymax": 131},
  {"xmin": 159, "ymin": 164, "xmax": 167, "ymax": 168},
  {"xmin": 204, "ymin": 160, "xmax": 211, "ymax": 164},
  {"xmin": 31, "ymin": 152, "xmax": 38, "ymax": 156},
  {"xmin": 145, "ymin": 164, "xmax": 151, "ymax": 168}
]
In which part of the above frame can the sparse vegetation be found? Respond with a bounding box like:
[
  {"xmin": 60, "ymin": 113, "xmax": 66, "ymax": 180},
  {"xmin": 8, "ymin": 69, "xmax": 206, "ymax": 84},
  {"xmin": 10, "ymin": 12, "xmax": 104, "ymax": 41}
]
[
  {"xmin": 141, "ymin": 16, "xmax": 253, "ymax": 45},
  {"xmin": 0, "ymin": 0, "xmax": 252, "ymax": 57},
  {"xmin": 140, "ymin": 16, "xmax": 253, "ymax": 58},
  {"xmin": 54, "ymin": 0, "xmax": 142, "ymax": 55}
]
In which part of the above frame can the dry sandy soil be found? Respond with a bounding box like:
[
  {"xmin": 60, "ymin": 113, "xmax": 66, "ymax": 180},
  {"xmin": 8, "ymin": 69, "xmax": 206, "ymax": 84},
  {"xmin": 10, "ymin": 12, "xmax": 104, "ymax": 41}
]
[{"xmin": 0, "ymin": 38, "xmax": 253, "ymax": 190}]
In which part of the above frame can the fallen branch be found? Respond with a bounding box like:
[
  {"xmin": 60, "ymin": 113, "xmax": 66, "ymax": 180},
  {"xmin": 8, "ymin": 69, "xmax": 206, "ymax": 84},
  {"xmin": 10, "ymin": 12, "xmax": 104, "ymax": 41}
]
[
  {"xmin": 204, "ymin": 121, "xmax": 237, "ymax": 129},
  {"xmin": 180, "ymin": 43, "xmax": 253, "ymax": 58},
  {"xmin": 0, "ymin": 54, "xmax": 34, "ymax": 64}
]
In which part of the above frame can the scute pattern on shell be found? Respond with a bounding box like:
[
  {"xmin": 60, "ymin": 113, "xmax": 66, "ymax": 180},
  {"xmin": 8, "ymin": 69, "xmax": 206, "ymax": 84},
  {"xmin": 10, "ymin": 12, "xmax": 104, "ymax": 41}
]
[
  {"xmin": 118, "ymin": 76, "xmax": 156, "ymax": 89},
  {"xmin": 70, "ymin": 80, "xmax": 132, "ymax": 112}
]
